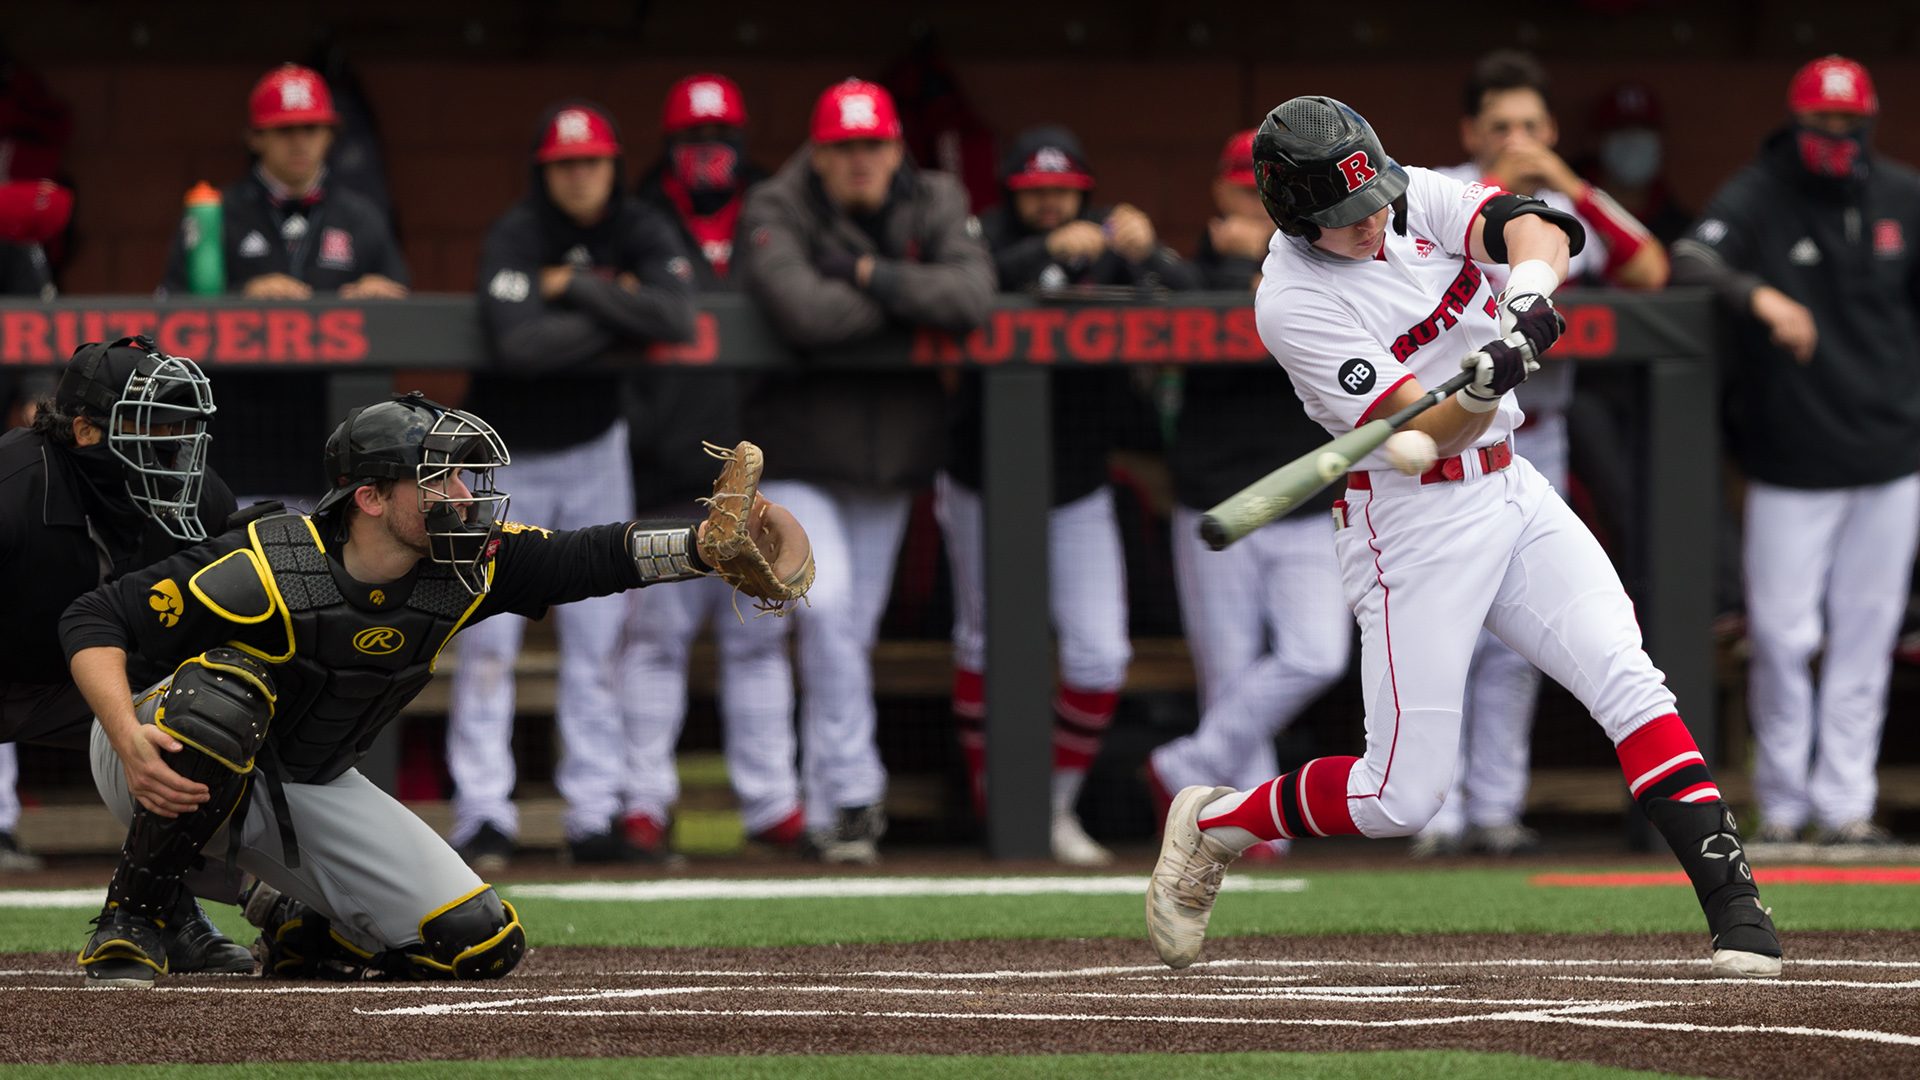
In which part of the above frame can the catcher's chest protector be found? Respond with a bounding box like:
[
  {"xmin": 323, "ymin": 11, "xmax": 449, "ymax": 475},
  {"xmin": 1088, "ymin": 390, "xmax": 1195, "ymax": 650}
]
[{"xmin": 244, "ymin": 515, "xmax": 483, "ymax": 783}]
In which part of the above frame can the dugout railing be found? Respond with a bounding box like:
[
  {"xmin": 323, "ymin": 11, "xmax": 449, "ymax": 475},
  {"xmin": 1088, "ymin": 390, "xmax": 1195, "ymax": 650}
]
[{"xmin": 0, "ymin": 290, "xmax": 1718, "ymax": 858}]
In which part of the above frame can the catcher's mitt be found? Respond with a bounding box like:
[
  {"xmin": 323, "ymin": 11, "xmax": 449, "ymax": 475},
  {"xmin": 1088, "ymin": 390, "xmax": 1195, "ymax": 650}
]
[{"xmin": 698, "ymin": 440, "xmax": 815, "ymax": 616}]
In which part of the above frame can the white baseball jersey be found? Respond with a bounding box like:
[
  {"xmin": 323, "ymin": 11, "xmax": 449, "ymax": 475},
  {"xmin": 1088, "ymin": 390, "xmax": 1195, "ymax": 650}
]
[
  {"xmin": 1255, "ymin": 166, "xmax": 1520, "ymax": 472},
  {"xmin": 1432, "ymin": 163, "xmax": 1604, "ymax": 284}
]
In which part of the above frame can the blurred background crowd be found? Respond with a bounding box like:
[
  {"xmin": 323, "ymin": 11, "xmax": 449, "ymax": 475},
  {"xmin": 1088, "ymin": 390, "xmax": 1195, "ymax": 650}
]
[{"xmin": 1, "ymin": 1, "xmax": 1917, "ymax": 872}]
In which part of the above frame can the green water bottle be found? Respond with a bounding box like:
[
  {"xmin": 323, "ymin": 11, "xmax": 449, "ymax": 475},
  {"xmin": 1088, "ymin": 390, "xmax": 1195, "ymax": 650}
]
[{"xmin": 183, "ymin": 181, "xmax": 225, "ymax": 295}]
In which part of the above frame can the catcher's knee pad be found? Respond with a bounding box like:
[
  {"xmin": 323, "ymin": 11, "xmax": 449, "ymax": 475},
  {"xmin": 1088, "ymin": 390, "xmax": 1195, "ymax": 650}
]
[
  {"xmin": 411, "ymin": 885, "xmax": 526, "ymax": 980},
  {"xmin": 106, "ymin": 649, "xmax": 277, "ymax": 921}
]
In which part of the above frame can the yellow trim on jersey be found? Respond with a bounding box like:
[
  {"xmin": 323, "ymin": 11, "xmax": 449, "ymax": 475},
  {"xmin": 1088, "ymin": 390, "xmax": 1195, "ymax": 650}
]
[
  {"xmin": 186, "ymin": 549, "xmax": 276, "ymax": 624},
  {"xmin": 428, "ymin": 562, "xmax": 492, "ymax": 674}
]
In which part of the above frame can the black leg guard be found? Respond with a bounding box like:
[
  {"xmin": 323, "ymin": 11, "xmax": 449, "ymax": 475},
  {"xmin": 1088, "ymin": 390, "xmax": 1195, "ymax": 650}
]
[
  {"xmin": 241, "ymin": 878, "xmax": 377, "ymax": 980},
  {"xmin": 103, "ymin": 649, "xmax": 274, "ymax": 921},
  {"xmin": 1643, "ymin": 797, "xmax": 1781, "ymax": 961},
  {"xmin": 407, "ymin": 885, "xmax": 526, "ymax": 980}
]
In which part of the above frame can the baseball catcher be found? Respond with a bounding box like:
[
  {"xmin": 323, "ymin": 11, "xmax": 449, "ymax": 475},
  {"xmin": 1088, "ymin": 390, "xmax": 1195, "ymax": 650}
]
[{"xmin": 65, "ymin": 392, "xmax": 809, "ymax": 986}]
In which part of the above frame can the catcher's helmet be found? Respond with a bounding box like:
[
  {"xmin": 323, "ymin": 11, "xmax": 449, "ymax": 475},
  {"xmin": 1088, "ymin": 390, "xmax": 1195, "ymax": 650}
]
[
  {"xmin": 316, "ymin": 392, "xmax": 511, "ymax": 595},
  {"xmin": 1252, "ymin": 96, "xmax": 1408, "ymax": 241},
  {"xmin": 57, "ymin": 335, "xmax": 216, "ymax": 542}
]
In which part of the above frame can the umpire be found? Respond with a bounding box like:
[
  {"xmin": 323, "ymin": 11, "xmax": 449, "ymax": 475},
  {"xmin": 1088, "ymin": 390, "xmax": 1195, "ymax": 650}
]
[
  {"xmin": 0, "ymin": 336, "xmax": 250, "ymax": 968},
  {"xmin": 1673, "ymin": 56, "xmax": 1920, "ymax": 845}
]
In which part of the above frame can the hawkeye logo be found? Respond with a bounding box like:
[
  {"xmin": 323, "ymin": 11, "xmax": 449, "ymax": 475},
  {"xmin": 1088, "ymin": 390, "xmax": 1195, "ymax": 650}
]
[
  {"xmin": 352, "ymin": 627, "xmax": 405, "ymax": 656},
  {"xmin": 369, "ymin": 590, "xmax": 386, "ymax": 606},
  {"xmin": 149, "ymin": 580, "xmax": 183, "ymax": 627}
]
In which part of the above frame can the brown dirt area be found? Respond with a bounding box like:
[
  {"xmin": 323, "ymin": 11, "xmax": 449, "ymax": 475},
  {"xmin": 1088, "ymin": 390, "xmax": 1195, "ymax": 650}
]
[{"xmin": 2, "ymin": 930, "xmax": 1915, "ymax": 1077}]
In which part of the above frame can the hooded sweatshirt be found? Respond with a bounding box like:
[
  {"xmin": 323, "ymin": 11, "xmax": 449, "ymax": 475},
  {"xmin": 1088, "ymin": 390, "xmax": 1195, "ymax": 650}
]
[
  {"xmin": 1672, "ymin": 125, "xmax": 1920, "ymax": 488},
  {"xmin": 468, "ymin": 101, "xmax": 698, "ymax": 454},
  {"xmin": 947, "ymin": 126, "xmax": 1192, "ymax": 503}
]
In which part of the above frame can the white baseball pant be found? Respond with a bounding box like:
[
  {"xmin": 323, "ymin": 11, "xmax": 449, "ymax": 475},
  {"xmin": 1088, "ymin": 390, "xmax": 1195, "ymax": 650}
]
[
  {"xmin": 0, "ymin": 743, "xmax": 16, "ymax": 834},
  {"xmin": 1422, "ymin": 415, "xmax": 1567, "ymax": 838},
  {"xmin": 730, "ymin": 479, "xmax": 908, "ymax": 831},
  {"xmin": 445, "ymin": 420, "xmax": 636, "ymax": 846},
  {"xmin": 1744, "ymin": 472, "xmax": 1920, "ymax": 829},
  {"xmin": 1334, "ymin": 456, "xmax": 1675, "ymax": 837},
  {"xmin": 1152, "ymin": 507, "xmax": 1350, "ymax": 793},
  {"xmin": 618, "ymin": 575, "xmax": 800, "ymax": 835},
  {"xmin": 933, "ymin": 473, "xmax": 1132, "ymax": 693}
]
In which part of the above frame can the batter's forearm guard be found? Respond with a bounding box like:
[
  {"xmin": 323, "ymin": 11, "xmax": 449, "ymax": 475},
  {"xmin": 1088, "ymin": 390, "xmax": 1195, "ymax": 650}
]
[{"xmin": 627, "ymin": 523, "xmax": 704, "ymax": 585}]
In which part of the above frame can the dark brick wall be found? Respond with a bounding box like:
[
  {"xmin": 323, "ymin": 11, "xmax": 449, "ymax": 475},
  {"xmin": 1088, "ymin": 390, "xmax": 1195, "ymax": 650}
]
[{"xmin": 39, "ymin": 58, "xmax": 1920, "ymax": 294}]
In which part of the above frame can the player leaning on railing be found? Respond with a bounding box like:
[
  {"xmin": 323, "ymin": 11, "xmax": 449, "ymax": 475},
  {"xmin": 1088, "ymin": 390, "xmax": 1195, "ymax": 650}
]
[
  {"xmin": 1145, "ymin": 96, "xmax": 1781, "ymax": 979},
  {"xmin": 64, "ymin": 392, "xmax": 811, "ymax": 987}
]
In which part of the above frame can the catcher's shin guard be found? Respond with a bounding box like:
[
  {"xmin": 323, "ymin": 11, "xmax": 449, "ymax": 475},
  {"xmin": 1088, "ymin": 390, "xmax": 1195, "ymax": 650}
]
[
  {"xmin": 408, "ymin": 885, "xmax": 526, "ymax": 980},
  {"xmin": 242, "ymin": 878, "xmax": 377, "ymax": 980},
  {"xmin": 103, "ymin": 650, "xmax": 274, "ymax": 923}
]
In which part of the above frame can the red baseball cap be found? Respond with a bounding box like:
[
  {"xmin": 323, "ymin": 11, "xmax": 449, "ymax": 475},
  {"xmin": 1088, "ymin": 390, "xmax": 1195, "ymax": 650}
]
[
  {"xmin": 811, "ymin": 80, "xmax": 902, "ymax": 143},
  {"xmin": 1788, "ymin": 55, "xmax": 1878, "ymax": 117},
  {"xmin": 1592, "ymin": 82, "xmax": 1663, "ymax": 132},
  {"xmin": 663, "ymin": 74, "xmax": 747, "ymax": 134},
  {"xmin": 0, "ymin": 180, "xmax": 73, "ymax": 244},
  {"xmin": 249, "ymin": 64, "xmax": 339, "ymax": 129},
  {"xmin": 1217, "ymin": 130, "xmax": 1257, "ymax": 187},
  {"xmin": 537, "ymin": 105, "xmax": 622, "ymax": 162}
]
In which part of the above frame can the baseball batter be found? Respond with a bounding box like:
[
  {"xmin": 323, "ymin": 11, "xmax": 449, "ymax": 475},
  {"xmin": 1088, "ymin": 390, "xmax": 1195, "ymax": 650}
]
[
  {"xmin": 1418, "ymin": 51, "xmax": 1668, "ymax": 856},
  {"xmin": 1146, "ymin": 97, "xmax": 1780, "ymax": 979}
]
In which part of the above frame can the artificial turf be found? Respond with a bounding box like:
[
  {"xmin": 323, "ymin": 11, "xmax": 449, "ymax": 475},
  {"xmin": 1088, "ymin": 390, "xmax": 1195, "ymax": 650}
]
[
  {"xmin": 0, "ymin": 1052, "xmax": 1713, "ymax": 1079},
  {"xmin": 0, "ymin": 865, "xmax": 1914, "ymax": 952}
]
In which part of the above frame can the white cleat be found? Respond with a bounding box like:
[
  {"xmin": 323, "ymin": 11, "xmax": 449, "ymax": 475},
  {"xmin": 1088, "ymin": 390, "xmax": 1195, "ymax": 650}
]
[
  {"xmin": 1052, "ymin": 810, "xmax": 1114, "ymax": 866},
  {"xmin": 1145, "ymin": 785, "xmax": 1240, "ymax": 969},
  {"xmin": 1710, "ymin": 949, "xmax": 1783, "ymax": 978}
]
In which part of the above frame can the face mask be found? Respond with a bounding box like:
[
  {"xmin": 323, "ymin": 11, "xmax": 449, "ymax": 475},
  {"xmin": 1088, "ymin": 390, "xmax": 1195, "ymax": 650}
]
[
  {"xmin": 1600, "ymin": 129, "xmax": 1662, "ymax": 187},
  {"xmin": 670, "ymin": 137, "xmax": 744, "ymax": 193},
  {"xmin": 1795, "ymin": 126, "xmax": 1866, "ymax": 179}
]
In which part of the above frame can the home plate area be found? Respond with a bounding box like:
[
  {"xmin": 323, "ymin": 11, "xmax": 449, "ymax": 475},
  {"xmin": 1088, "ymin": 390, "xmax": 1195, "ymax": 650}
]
[{"xmin": 2, "ymin": 932, "xmax": 1916, "ymax": 1078}]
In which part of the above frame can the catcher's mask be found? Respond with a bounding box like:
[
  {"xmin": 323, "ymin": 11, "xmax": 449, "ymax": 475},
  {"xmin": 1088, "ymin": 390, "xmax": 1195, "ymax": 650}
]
[
  {"xmin": 316, "ymin": 392, "xmax": 512, "ymax": 595},
  {"xmin": 56, "ymin": 335, "xmax": 216, "ymax": 542}
]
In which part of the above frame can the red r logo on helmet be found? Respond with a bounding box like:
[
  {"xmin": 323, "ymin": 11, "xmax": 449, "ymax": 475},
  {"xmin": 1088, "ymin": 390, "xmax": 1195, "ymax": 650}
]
[{"xmin": 1337, "ymin": 151, "xmax": 1377, "ymax": 192}]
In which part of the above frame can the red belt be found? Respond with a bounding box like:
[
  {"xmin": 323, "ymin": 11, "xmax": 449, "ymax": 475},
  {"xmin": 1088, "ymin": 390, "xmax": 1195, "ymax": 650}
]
[{"xmin": 1347, "ymin": 439, "xmax": 1512, "ymax": 490}]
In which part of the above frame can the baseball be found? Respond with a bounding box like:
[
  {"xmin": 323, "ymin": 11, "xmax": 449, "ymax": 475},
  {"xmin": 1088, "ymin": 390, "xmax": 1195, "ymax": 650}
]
[{"xmin": 1384, "ymin": 430, "xmax": 1439, "ymax": 477}]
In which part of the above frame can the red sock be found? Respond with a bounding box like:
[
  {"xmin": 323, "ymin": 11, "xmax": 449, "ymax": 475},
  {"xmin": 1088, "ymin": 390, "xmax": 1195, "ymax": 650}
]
[
  {"xmin": 953, "ymin": 668, "xmax": 987, "ymax": 818},
  {"xmin": 1052, "ymin": 685, "xmax": 1119, "ymax": 771},
  {"xmin": 1196, "ymin": 757, "xmax": 1361, "ymax": 840},
  {"xmin": 1615, "ymin": 713, "xmax": 1720, "ymax": 811}
]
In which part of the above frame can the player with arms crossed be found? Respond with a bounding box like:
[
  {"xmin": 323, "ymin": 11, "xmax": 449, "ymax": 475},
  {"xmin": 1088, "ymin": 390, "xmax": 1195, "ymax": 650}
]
[
  {"xmin": 65, "ymin": 393, "xmax": 809, "ymax": 986},
  {"xmin": 1145, "ymin": 97, "xmax": 1781, "ymax": 978}
]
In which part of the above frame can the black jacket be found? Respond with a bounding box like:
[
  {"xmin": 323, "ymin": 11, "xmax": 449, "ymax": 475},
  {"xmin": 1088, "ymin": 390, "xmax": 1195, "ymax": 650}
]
[
  {"xmin": 468, "ymin": 103, "xmax": 698, "ymax": 454},
  {"xmin": 739, "ymin": 148, "xmax": 994, "ymax": 490},
  {"xmin": 160, "ymin": 168, "xmax": 411, "ymax": 499},
  {"xmin": 1673, "ymin": 128, "xmax": 1920, "ymax": 488},
  {"xmin": 948, "ymin": 127, "xmax": 1196, "ymax": 503},
  {"xmin": 0, "ymin": 427, "xmax": 235, "ymax": 686},
  {"xmin": 1168, "ymin": 229, "xmax": 1339, "ymax": 515},
  {"xmin": 623, "ymin": 158, "xmax": 768, "ymax": 513}
]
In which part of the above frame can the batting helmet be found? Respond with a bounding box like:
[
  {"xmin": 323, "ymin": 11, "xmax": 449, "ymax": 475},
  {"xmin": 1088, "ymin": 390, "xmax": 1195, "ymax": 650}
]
[
  {"xmin": 1252, "ymin": 96, "xmax": 1408, "ymax": 241},
  {"xmin": 316, "ymin": 392, "xmax": 511, "ymax": 595},
  {"xmin": 57, "ymin": 335, "xmax": 216, "ymax": 542}
]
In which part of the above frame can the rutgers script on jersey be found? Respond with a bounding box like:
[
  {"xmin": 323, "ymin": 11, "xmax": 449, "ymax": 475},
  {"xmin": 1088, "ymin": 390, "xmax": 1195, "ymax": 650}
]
[{"xmin": 1254, "ymin": 166, "xmax": 1520, "ymax": 472}]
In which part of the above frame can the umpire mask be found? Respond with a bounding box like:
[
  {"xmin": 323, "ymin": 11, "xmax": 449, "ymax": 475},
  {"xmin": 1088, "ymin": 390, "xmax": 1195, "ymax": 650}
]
[{"xmin": 56, "ymin": 336, "xmax": 216, "ymax": 542}]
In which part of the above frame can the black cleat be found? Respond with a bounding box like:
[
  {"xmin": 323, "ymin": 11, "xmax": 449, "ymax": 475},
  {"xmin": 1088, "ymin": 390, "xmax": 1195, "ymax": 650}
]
[
  {"xmin": 164, "ymin": 887, "xmax": 255, "ymax": 975},
  {"xmin": 80, "ymin": 909, "xmax": 168, "ymax": 988},
  {"xmin": 460, "ymin": 823, "xmax": 515, "ymax": 875}
]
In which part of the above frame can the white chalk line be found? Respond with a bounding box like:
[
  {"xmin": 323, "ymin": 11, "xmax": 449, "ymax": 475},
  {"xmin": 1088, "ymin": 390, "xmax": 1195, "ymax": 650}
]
[
  {"xmin": 506, "ymin": 876, "xmax": 1306, "ymax": 902},
  {"xmin": 430, "ymin": 1002, "xmax": 1920, "ymax": 1048},
  {"xmin": 1554, "ymin": 974, "xmax": 1920, "ymax": 990}
]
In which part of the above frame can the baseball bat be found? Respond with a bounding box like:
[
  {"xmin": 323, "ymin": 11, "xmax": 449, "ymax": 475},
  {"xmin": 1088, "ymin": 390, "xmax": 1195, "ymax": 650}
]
[{"xmin": 1198, "ymin": 368, "xmax": 1477, "ymax": 551}]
